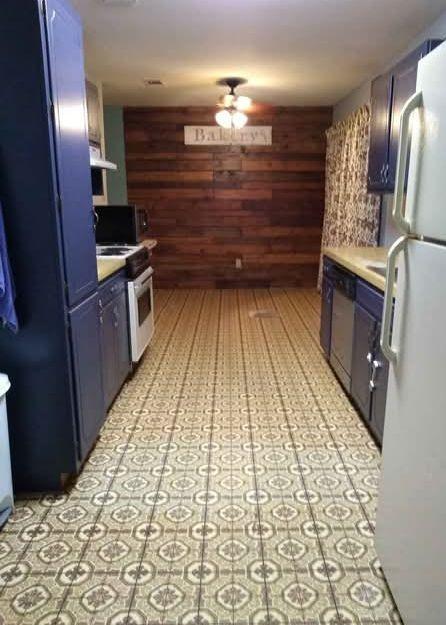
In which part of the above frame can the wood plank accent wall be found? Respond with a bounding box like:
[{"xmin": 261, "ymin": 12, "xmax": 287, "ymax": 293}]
[{"xmin": 124, "ymin": 106, "xmax": 332, "ymax": 288}]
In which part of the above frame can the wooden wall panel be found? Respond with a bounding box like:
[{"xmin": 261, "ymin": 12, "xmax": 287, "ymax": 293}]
[{"xmin": 124, "ymin": 106, "xmax": 332, "ymax": 288}]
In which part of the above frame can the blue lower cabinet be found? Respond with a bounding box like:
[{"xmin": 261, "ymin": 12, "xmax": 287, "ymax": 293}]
[
  {"xmin": 320, "ymin": 265, "xmax": 389, "ymax": 447},
  {"xmin": 99, "ymin": 272, "xmax": 131, "ymax": 410},
  {"xmin": 69, "ymin": 292, "xmax": 105, "ymax": 460},
  {"xmin": 369, "ymin": 323, "xmax": 389, "ymax": 443},
  {"xmin": 352, "ymin": 280, "xmax": 389, "ymax": 446},
  {"xmin": 351, "ymin": 303, "xmax": 375, "ymax": 421},
  {"xmin": 100, "ymin": 300, "xmax": 118, "ymax": 410}
]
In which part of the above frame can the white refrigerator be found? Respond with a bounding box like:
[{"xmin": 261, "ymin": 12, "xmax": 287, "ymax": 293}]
[{"xmin": 376, "ymin": 41, "xmax": 446, "ymax": 625}]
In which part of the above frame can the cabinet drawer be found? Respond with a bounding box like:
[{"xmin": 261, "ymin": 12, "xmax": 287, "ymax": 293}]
[
  {"xmin": 356, "ymin": 279, "xmax": 384, "ymax": 320},
  {"xmin": 98, "ymin": 271, "xmax": 127, "ymax": 308}
]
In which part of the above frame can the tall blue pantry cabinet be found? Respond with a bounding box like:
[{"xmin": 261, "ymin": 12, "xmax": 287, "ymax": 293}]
[{"xmin": 0, "ymin": 0, "xmax": 105, "ymax": 490}]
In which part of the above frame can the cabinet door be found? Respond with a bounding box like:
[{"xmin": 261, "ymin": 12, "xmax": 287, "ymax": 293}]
[
  {"xmin": 100, "ymin": 300, "xmax": 118, "ymax": 410},
  {"xmin": 370, "ymin": 322, "xmax": 389, "ymax": 444},
  {"xmin": 351, "ymin": 303, "xmax": 375, "ymax": 421},
  {"xmin": 320, "ymin": 276, "xmax": 333, "ymax": 359},
  {"xmin": 69, "ymin": 292, "xmax": 105, "ymax": 461},
  {"xmin": 115, "ymin": 290, "xmax": 131, "ymax": 387},
  {"xmin": 44, "ymin": 0, "xmax": 98, "ymax": 306},
  {"xmin": 367, "ymin": 72, "xmax": 393, "ymax": 192}
]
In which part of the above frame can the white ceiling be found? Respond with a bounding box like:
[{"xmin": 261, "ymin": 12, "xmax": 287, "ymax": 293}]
[{"xmin": 72, "ymin": 0, "xmax": 446, "ymax": 107}]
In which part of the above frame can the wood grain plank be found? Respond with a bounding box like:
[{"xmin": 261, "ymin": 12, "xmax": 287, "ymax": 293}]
[{"xmin": 124, "ymin": 106, "xmax": 332, "ymax": 288}]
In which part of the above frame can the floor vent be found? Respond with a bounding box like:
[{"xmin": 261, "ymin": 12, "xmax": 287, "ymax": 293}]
[{"xmin": 249, "ymin": 309, "xmax": 280, "ymax": 319}]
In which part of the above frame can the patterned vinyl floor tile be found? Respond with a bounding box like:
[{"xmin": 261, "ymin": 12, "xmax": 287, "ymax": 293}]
[{"xmin": 0, "ymin": 289, "xmax": 401, "ymax": 625}]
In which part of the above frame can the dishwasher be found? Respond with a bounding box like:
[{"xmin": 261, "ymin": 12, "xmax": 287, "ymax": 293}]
[{"xmin": 329, "ymin": 266, "xmax": 356, "ymax": 392}]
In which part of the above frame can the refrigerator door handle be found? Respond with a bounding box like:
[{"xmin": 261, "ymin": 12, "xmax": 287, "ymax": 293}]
[
  {"xmin": 380, "ymin": 236, "xmax": 407, "ymax": 363},
  {"xmin": 392, "ymin": 90, "xmax": 423, "ymax": 234}
]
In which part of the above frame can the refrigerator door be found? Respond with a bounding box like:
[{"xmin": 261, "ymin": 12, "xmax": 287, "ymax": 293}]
[
  {"xmin": 376, "ymin": 238, "xmax": 446, "ymax": 625},
  {"xmin": 401, "ymin": 41, "xmax": 446, "ymax": 241}
]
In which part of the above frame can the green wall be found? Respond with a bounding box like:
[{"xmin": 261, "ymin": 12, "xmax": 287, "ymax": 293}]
[{"xmin": 104, "ymin": 105, "xmax": 128, "ymax": 205}]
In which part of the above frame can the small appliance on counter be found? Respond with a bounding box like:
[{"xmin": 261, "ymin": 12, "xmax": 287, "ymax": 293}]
[{"xmin": 95, "ymin": 204, "xmax": 150, "ymax": 245}]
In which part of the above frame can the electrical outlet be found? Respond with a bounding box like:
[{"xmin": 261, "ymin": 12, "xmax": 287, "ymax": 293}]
[{"xmin": 235, "ymin": 258, "xmax": 242, "ymax": 270}]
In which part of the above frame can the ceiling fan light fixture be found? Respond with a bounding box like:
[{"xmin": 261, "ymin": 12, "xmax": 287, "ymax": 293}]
[
  {"xmin": 220, "ymin": 93, "xmax": 235, "ymax": 108},
  {"xmin": 234, "ymin": 95, "xmax": 252, "ymax": 112},
  {"xmin": 216, "ymin": 77, "xmax": 251, "ymax": 129},
  {"xmin": 215, "ymin": 109, "xmax": 233, "ymax": 129},
  {"xmin": 231, "ymin": 110, "xmax": 248, "ymax": 129}
]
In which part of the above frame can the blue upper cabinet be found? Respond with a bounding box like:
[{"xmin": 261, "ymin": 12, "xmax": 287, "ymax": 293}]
[
  {"xmin": 44, "ymin": 0, "xmax": 98, "ymax": 306},
  {"xmin": 367, "ymin": 72, "xmax": 393, "ymax": 192},
  {"xmin": 367, "ymin": 40, "xmax": 442, "ymax": 194}
]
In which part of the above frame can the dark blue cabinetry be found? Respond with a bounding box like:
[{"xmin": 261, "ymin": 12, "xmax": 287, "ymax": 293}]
[
  {"xmin": 99, "ymin": 272, "xmax": 131, "ymax": 410},
  {"xmin": 368, "ymin": 72, "xmax": 393, "ymax": 192},
  {"xmin": 367, "ymin": 40, "xmax": 442, "ymax": 193},
  {"xmin": 69, "ymin": 293, "xmax": 105, "ymax": 458},
  {"xmin": 45, "ymin": 0, "xmax": 98, "ymax": 306},
  {"xmin": 351, "ymin": 280, "xmax": 388, "ymax": 445},
  {"xmin": 320, "ymin": 259, "xmax": 389, "ymax": 447},
  {"xmin": 0, "ymin": 0, "xmax": 105, "ymax": 490},
  {"xmin": 351, "ymin": 303, "xmax": 375, "ymax": 420}
]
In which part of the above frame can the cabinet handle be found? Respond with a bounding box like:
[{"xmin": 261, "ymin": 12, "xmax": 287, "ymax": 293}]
[
  {"xmin": 392, "ymin": 90, "xmax": 423, "ymax": 234},
  {"xmin": 369, "ymin": 359, "xmax": 382, "ymax": 392}
]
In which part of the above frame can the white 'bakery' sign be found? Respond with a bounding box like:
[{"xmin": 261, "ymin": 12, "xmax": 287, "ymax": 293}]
[{"xmin": 184, "ymin": 126, "xmax": 272, "ymax": 146}]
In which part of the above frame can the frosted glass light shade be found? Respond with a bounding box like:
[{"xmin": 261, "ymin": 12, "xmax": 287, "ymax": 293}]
[
  {"xmin": 232, "ymin": 111, "xmax": 248, "ymax": 129},
  {"xmin": 234, "ymin": 95, "xmax": 252, "ymax": 111},
  {"xmin": 215, "ymin": 109, "xmax": 232, "ymax": 129}
]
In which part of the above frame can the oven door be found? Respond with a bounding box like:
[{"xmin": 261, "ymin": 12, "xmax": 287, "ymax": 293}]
[{"xmin": 128, "ymin": 267, "xmax": 154, "ymax": 362}]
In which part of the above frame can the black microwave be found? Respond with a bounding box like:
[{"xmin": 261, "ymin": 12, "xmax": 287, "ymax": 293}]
[{"xmin": 95, "ymin": 204, "xmax": 149, "ymax": 244}]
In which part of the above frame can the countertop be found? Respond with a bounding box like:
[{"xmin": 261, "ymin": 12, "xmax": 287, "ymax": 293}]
[
  {"xmin": 142, "ymin": 238, "xmax": 157, "ymax": 251},
  {"xmin": 323, "ymin": 246, "xmax": 389, "ymax": 292},
  {"xmin": 97, "ymin": 257, "xmax": 126, "ymax": 282},
  {"xmin": 96, "ymin": 239, "xmax": 158, "ymax": 283}
]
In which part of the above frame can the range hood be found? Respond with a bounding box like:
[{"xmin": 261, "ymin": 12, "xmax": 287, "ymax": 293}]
[{"xmin": 89, "ymin": 145, "xmax": 117, "ymax": 171}]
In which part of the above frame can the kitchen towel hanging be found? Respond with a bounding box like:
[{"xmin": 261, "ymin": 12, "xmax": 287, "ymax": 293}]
[
  {"xmin": 0, "ymin": 202, "xmax": 18, "ymax": 332},
  {"xmin": 318, "ymin": 105, "xmax": 381, "ymax": 288}
]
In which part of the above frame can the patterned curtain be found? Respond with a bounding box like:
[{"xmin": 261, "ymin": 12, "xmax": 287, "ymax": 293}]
[{"xmin": 318, "ymin": 104, "xmax": 381, "ymax": 287}]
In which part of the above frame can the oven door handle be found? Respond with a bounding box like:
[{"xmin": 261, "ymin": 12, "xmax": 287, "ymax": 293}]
[
  {"xmin": 132, "ymin": 267, "xmax": 153, "ymax": 291},
  {"xmin": 134, "ymin": 277, "xmax": 153, "ymax": 296}
]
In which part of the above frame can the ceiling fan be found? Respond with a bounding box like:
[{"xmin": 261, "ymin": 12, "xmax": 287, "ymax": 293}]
[{"xmin": 215, "ymin": 78, "xmax": 252, "ymax": 129}]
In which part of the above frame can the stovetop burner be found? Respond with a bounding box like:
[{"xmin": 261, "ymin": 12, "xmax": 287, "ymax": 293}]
[{"xmin": 96, "ymin": 244, "xmax": 142, "ymax": 259}]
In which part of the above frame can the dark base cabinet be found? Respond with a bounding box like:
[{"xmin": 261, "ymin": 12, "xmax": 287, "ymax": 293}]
[
  {"xmin": 369, "ymin": 325, "xmax": 389, "ymax": 443},
  {"xmin": 350, "ymin": 280, "xmax": 389, "ymax": 446},
  {"xmin": 99, "ymin": 271, "xmax": 131, "ymax": 410},
  {"xmin": 351, "ymin": 303, "xmax": 375, "ymax": 419},
  {"xmin": 69, "ymin": 293, "xmax": 105, "ymax": 460},
  {"xmin": 320, "ymin": 259, "xmax": 390, "ymax": 447}
]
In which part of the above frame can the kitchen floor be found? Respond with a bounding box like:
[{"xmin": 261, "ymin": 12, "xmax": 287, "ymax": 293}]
[{"xmin": 0, "ymin": 289, "xmax": 400, "ymax": 625}]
